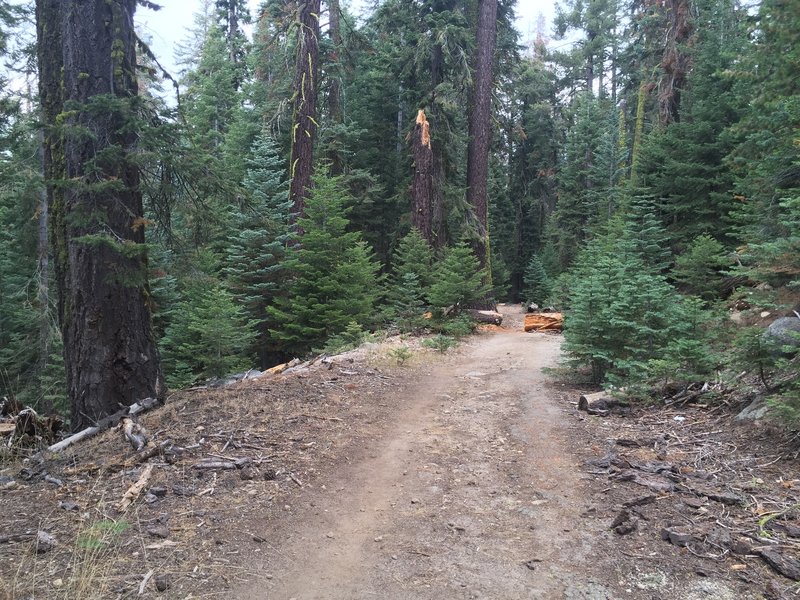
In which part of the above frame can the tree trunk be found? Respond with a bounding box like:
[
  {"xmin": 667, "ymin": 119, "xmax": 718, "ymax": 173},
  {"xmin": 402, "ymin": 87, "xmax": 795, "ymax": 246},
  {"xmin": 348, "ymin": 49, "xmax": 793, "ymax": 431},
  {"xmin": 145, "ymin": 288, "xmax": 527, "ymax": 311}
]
[
  {"xmin": 37, "ymin": 0, "xmax": 164, "ymax": 431},
  {"xmin": 658, "ymin": 0, "xmax": 693, "ymax": 125},
  {"xmin": 327, "ymin": 0, "xmax": 343, "ymax": 175},
  {"xmin": 411, "ymin": 110, "xmax": 435, "ymax": 245},
  {"xmin": 288, "ymin": 0, "xmax": 321, "ymax": 224},
  {"xmin": 36, "ymin": 132, "xmax": 52, "ymax": 413},
  {"xmin": 466, "ymin": 0, "xmax": 497, "ymax": 277}
]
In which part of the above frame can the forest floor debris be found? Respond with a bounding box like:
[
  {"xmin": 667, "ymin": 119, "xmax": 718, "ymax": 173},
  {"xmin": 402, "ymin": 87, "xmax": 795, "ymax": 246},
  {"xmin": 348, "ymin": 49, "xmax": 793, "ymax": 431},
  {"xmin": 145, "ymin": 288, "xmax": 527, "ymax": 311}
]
[{"xmin": 1, "ymin": 305, "xmax": 799, "ymax": 598}]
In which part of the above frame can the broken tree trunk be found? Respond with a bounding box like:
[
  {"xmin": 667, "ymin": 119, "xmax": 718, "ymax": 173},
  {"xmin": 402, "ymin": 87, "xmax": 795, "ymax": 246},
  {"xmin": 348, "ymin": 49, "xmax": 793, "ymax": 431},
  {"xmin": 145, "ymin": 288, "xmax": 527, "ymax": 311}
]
[{"xmin": 524, "ymin": 313, "xmax": 563, "ymax": 332}]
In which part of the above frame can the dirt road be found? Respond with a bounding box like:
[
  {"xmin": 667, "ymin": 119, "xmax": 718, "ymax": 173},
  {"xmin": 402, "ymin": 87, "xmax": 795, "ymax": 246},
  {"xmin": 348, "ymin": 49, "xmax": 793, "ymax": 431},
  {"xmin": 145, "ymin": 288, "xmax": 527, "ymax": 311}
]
[{"xmin": 238, "ymin": 307, "xmax": 615, "ymax": 599}]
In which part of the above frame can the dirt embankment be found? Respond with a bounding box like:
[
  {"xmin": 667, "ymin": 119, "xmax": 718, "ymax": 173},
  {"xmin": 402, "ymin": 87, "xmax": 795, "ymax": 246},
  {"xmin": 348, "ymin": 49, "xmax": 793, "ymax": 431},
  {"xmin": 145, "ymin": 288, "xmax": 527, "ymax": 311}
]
[{"xmin": 2, "ymin": 305, "xmax": 800, "ymax": 599}]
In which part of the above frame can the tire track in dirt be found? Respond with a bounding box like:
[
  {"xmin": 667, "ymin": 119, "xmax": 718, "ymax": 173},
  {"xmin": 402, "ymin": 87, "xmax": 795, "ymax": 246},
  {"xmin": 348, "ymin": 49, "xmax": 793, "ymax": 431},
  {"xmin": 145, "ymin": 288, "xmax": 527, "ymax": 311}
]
[{"xmin": 237, "ymin": 306, "xmax": 615, "ymax": 599}]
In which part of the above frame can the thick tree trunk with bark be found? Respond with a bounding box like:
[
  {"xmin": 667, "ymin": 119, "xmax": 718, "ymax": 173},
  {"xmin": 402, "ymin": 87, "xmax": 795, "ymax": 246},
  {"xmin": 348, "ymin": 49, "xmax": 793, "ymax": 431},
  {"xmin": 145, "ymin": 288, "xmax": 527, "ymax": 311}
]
[
  {"xmin": 288, "ymin": 0, "xmax": 321, "ymax": 223},
  {"xmin": 37, "ymin": 0, "xmax": 164, "ymax": 431},
  {"xmin": 411, "ymin": 110, "xmax": 435, "ymax": 245},
  {"xmin": 466, "ymin": 0, "xmax": 497, "ymax": 290}
]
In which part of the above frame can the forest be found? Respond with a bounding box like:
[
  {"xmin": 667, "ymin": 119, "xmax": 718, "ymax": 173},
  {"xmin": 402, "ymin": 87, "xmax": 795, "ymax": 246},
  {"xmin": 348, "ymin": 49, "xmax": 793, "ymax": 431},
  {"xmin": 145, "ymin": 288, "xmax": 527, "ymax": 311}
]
[{"xmin": 0, "ymin": 0, "xmax": 798, "ymax": 431}]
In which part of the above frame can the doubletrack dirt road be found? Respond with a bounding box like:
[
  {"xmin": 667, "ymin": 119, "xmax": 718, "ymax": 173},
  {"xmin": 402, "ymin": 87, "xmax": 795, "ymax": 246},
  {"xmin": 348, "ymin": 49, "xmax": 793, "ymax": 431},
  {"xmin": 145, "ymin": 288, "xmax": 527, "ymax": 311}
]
[{"xmin": 238, "ymin": 306, "xmax": 615, "ymax": 599}]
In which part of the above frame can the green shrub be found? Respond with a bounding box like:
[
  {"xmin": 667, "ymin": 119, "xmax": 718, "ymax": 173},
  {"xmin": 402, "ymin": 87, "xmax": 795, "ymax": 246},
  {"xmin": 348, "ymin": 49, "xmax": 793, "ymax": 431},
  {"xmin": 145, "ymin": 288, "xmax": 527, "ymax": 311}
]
[
  {"xmin": 319, "ymin": 321, "xmax": 368, "ymax": 354},
  {"xmin": 422, "ymin": 334, "xmax": 457, "ymax": 353},
  {"xmin": 160, "ymin": 283, "xmax": 256, "ymax": 388},
  {"xmin": 389, "ymin": 346, "xmax": 413, "ymax": 365}
]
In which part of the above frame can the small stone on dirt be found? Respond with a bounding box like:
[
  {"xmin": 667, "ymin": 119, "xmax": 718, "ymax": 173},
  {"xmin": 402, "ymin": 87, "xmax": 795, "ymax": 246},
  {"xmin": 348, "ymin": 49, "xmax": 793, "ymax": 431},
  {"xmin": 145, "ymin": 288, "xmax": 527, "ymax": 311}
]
[
  {"xmin": 52, "ymin": 578, "xmax": 63, "ymax": 588},
  {"xmin": 240, "ymin": 467, "xmax": 258, "ymax": 481},
  {"xmin": 154, "ymin": 574, "xmax": 170, "ymax": 592},
  {"xmin": 59, "ymin": 500, "xmax": 79, "ymax": 511},
  {"xmin": 374, "ymin": 535, "xmax": 383, "ymax": 542},
  {"xmin": 411, "ymin": 497, "xmax": 421, "ymax": 504},
  {"xmin": 326, "ymin": 532, "xmax": 335, "ymax": 539},
  {"xmin": 147, "ymin": 525, "xmax": 170, "ymax": 539},
  {"xmin": 661, "ymin": 526, "xmax": 693, "ymax": 547},
  {"xmin": 35, "ymin": 531, "xmax": 55, "ymax": 553},
  {"xmin": 149, "ymin": 487, "xmax": 167, "ymax": 497}
]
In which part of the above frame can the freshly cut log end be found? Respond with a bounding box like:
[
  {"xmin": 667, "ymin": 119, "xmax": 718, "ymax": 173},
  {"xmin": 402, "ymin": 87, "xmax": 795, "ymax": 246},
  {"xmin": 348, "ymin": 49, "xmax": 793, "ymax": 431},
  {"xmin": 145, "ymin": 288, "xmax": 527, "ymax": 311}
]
[{"xmin": 524, "ymin": 313, "xmax": 563, "ymax": 332}]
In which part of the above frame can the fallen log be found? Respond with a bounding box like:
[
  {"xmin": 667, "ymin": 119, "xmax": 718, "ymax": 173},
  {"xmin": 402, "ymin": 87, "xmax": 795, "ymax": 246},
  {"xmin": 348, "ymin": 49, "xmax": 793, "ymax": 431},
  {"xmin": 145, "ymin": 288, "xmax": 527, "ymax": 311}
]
[
  {"xmin": 524, "ymin": 312, "xmax": 563, "ymax": 332},
  {"xmin": 47, "ymin": 396, "xmax": 161, "ymax": 454},
  {"xmin": 578, "ymin": 391, "xmax": 628, "ymax": 414},
  {"xmin": 466, "ymin": 309, "xmax": 503, "ymax": 325}
]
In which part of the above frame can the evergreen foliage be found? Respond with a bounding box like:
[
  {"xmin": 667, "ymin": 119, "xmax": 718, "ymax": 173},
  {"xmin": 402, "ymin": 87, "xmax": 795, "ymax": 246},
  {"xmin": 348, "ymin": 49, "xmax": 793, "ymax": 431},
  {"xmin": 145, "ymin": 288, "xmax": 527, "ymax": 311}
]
[
  {"xmin": 267, "ymin": 175, "xmax": 380, "ymax": 356},
  {"xmin": 428, "ymin": 242, "xmax": 491, "ymax": 313},
  {"xmin": 0, "ymin": 0, "xmax": 793, "ymax": 426},
  {"xmin": 223, "ymin": 133, "xmax": 291, "ymax": 366},
  {"xmin": 672, "ymin": 234, "xmax": 731, "ymax": 300},
  {"xmin": 522, "ymin": 255, "xmax": 551, "ymax": 306},
  {"xmin": 562, "ymin": 236, "xmax": 710, "ymax": 385},
  {"xmin": 160, "ymin": 283, "xmax": 256, "ymax": 389}
]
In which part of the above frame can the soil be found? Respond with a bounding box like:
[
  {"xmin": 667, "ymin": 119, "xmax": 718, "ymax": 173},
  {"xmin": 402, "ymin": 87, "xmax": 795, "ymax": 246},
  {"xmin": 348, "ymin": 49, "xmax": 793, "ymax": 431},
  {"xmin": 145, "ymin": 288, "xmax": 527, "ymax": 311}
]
[{"xmin": 1, "ymin": 304, "xmax": 800, "ymax": 599}]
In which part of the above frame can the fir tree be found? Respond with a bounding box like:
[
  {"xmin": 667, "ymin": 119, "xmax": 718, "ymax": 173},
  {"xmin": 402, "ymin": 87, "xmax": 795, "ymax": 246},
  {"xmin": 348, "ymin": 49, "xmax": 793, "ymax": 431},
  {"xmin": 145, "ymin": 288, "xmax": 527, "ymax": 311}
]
[
  {"xmin": 160, "ymin": 283, "xmax": 256, "ymax": 389},
  {"xmin": 383, "ymin": 229, "xmax": 434, "ymax": 330},
  {"xmin": 428, "ymin": 242, "xmax": 490, "ymax": 312},
  {"xmin": 563, "ymin": 236, "xmax": 700, "ymax": 385},
  {"xmin": 392, "ymin": 228, "xmax": 434, "ymax": 290},
  {"xmin": 223, "ymin": 133, "xmax": 291, "ymax": 366},
  {"xmin": 267, "ymin": 175, "xmax": 380, "ymax": 356},
  {"xmin": 672, "ymin": 234, "xmax": 731, "ymax": 300},
  {"xmin": 522, "ymin": 255, "xmax": 551, "ymax": 306}
]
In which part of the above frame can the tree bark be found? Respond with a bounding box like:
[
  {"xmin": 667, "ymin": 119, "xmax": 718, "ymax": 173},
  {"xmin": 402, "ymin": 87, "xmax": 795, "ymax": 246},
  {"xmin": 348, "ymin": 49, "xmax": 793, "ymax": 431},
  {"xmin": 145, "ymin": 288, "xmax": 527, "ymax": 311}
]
[
  {"xmin": 288, "ymin": 0, "xmax": 321, "ymax": 224},
  {"xmin": 327, "ymin": 0, "xmax": 343, "ymax": 175},
  {"xmin": 411, "ymin": 109, "xmax": 435, "ymax": 245},
  {"xmin": 466, "ymin": 0, "xmax": 497, "ymax": 285},
  {"xmin": 658, "ymin": 0, "xmax": 693, "ymax": 125},
  {"xmin": 37, "ymin": 0, "xmax": 164, "ymax": 431}
]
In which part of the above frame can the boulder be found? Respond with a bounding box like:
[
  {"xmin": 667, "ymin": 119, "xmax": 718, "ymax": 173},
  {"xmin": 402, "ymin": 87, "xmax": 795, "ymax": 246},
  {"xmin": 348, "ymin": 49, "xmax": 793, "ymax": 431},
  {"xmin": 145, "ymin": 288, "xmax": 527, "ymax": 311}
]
[{"xmin": 765, "ymin": 317, "xmax": 800, "ymax": 353}]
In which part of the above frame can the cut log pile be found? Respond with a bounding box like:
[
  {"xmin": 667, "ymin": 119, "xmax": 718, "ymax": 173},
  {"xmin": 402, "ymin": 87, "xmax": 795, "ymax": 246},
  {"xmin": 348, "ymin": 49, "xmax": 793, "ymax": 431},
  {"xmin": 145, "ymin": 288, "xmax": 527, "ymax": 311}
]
[{"xmin": 523, "ymin": 312, "xmax": 563, "ymax": 332}]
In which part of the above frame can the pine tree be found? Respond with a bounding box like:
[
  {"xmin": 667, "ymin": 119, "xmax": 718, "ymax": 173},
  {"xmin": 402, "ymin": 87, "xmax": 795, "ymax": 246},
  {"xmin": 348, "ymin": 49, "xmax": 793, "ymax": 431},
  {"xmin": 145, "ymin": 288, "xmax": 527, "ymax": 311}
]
[
  {"xmin": 36, "ymin": 0, "xmax": 163, "ymax": 429},
  {"xmin": 391, "ymin": 228, "xmax": 434, "ymax": 290},
  {"xmin": 160, "ymin": 283, "xmax": 256, "ymax": 388},
  {"xmin": 384, "ymin": 229, "xmax": 434, "ymax": 329},
  {"xmin": 729, "ymin": 0, "xmax": 800, "ymax": 289},
  {"xmin": 562, "ymin": 235, "xmax": 699, "ymax": 384},
  {"xmin": 268, "ymin": 175, "xmax": 380, "ymax": 356},
  {"xmin": 428, "ymin": 242, "xmax": 490, "ymax": 312},
  {"xmin": 522, "ymin": 255, "xmax": 551, "ymax": 306},
  {"xmin": 672, "ymin": 234, "xmax": 731, "ymax": 300},
  {"xmin": 223, "ymin": 133, "xmax": 291, "ymax": 367}
]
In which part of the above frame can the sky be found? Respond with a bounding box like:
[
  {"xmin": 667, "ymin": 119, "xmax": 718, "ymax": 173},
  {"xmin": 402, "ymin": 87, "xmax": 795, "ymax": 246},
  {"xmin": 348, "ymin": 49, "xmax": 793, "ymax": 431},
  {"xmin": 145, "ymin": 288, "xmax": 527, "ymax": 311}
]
[{"xmin": 136, "ymin": 0, "xmax": 561, "ymax": 78}]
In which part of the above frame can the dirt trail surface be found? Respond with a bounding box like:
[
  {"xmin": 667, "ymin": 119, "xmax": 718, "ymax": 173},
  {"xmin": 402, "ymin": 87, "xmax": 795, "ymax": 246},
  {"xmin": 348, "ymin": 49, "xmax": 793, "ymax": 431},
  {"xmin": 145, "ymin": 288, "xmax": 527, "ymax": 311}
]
[
  {"xmin": 3, "ymin": 304, "xmax": 800, "ymax": 599},
  {"xmin": 241, "ymin": 308, "xmax": 602, "ymax": 600}
]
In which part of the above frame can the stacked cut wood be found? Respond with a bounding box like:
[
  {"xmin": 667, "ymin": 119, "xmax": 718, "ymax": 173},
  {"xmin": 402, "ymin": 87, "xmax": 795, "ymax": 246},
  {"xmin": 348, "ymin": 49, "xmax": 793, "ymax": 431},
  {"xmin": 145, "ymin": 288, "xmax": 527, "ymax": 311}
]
[{"xmin": 524, "ymin": 312, "xmax": 563, "ymax": 332}]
